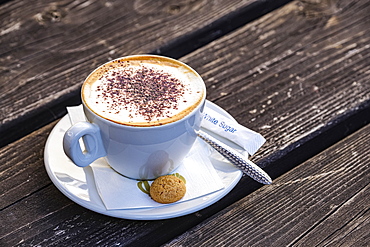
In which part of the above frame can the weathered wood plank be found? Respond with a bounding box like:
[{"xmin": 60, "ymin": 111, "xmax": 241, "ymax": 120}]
[
  {"xmin": 0, "ymin": 0, "xmax": 290, "ymax": 147},
  {"xmin": 1, "ymin": 0, "xmax": 370, "ymax": 246},
  {"xmin": 0, "ymin": 184, "xmax": 154, "ymax": 246},
  {"xmin": 181, "ymin": 0, "xmax": 370, "ymax": 167},
  {"xmin": 0, "ymin": 122, "xmax": 54, "ymax": 209},
  {"xmin": 163, "ymin": 123, "xmax": 370, "ymax": 246},
  {"xmin": 0, "ymin": 121, "xmax": 207, "ymax": 246}
]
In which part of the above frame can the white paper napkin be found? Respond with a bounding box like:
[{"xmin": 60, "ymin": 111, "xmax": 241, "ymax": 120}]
[
  {"xmin": 90, "ymin": 140, "xmax": 224, "ymax": 209},
  {"xmin": 67, "ymin": 105, "xmax": 225, "ymax": 210}
]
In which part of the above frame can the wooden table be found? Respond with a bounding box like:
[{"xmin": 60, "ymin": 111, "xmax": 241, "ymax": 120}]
[{"xmin": 1, "ymin": 0, "xmax": 369, "ymax": 246}]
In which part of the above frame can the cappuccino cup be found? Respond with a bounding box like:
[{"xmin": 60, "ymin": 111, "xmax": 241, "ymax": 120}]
[{"xmin": 63, "ymin": 55, "xmax": 206, "ymax": 180}]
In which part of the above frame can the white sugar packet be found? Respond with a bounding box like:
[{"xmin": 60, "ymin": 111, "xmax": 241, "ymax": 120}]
[
  {"xmin": 66, "ymin": 105, "xmax": 224, "ymax": 210},
  {"xmin": 201, "ymin": 107, "xmax": 265, "ymax": 155}
]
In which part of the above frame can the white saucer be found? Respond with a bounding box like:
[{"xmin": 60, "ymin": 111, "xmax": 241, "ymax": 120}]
[{"xmin": 44, "ymin": 101, "xmax": 242, "ymax": 220}]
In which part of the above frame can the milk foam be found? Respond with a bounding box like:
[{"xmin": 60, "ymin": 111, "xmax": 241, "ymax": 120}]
[{"xmin": 82, "ymin": 56, "xmax": 205, "ymax": 126}]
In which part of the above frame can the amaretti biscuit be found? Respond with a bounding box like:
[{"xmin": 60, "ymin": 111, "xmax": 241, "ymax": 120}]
[{"xmin": 150, "ymin": 175, "xmax": 186, "ymax": 204}]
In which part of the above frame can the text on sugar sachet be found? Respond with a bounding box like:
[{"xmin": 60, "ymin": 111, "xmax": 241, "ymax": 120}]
[{"xmin": 203, "ymin": 113, "xmax": 237, "ymax": 133}]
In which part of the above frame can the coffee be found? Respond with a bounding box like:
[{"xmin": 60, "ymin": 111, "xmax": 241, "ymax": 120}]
[{"xmin": 82, "ymin": 55, "xmax": 205, "ymax": 126}]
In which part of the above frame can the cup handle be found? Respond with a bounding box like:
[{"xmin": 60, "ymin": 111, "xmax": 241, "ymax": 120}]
[{"xmin": 63, "ymin": 122, "xmax": 107, "ymax": 167}]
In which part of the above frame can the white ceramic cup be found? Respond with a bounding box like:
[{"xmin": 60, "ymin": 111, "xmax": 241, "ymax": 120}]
[{"xmin": 63, "ymin": 55, "xmax": 206, "ymax": 180}]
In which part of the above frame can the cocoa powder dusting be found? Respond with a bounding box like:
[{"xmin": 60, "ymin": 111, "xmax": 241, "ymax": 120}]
[{"xmin": 97, "ymin": 65, "xmax": 186, "ymax": 122}]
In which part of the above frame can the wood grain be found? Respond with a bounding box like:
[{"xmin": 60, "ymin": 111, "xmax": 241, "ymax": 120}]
[
  {"xmin": 0, "ymin": 121, "xmax": 155, "ymax": 246},
  {"xmin": 181, "ymin": 0, "xmax": 370, "ymax": 166},
  {"xmin": 0, "ymin": 122, "xmax": 54, "ymax": 209},
  {"xmin": 1, "ymin": 0, "xmax": 370, "ymax": 246},
  {"xmin": 0, "ymin": 0, "xmax": 290, "ymax": 147},
  {"xmin": 164, "ymin": 123, "xmax": 370, "ymax": 246}
]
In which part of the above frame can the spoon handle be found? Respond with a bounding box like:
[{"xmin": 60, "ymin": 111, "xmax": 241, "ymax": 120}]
[{"xmin": 197, "ymin": 130, "xmax": 272, "ymax": 185}]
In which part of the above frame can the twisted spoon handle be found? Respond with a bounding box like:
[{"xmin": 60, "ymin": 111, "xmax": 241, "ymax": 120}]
[{"xmin": 197, "ymin": 130, "xmax": 272, "ymax": 185}]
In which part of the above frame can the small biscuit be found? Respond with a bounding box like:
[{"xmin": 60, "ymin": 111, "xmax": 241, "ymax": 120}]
[{"xmin": 150, "ymin": 175, "xmax": 186, "ymax": 204}]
